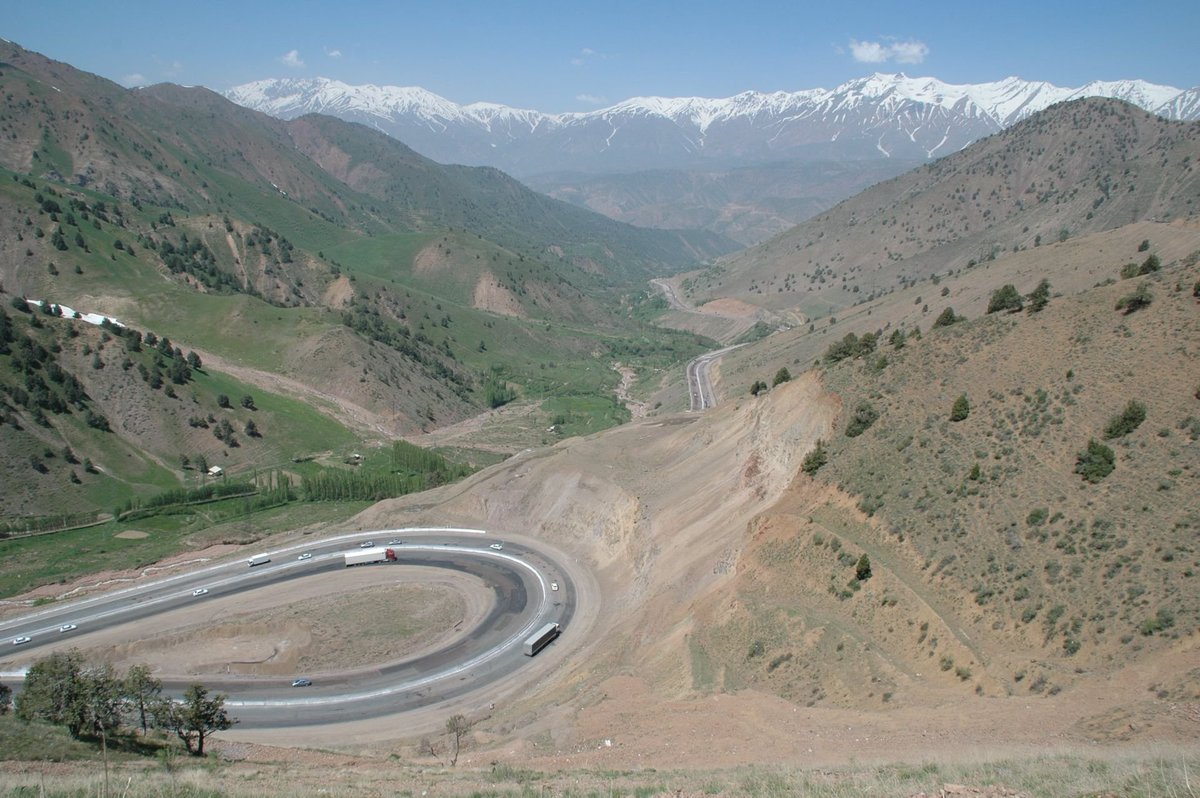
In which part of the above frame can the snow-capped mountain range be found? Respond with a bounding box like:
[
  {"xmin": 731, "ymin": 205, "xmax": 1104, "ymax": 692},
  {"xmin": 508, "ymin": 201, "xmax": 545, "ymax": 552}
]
[{"xmin": 225, "ymin": 73, "xmax": 1199, "ymax": 176}]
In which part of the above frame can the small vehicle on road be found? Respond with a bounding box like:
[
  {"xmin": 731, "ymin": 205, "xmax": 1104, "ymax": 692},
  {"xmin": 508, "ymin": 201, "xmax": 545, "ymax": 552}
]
[
  {"xmin": 551, "ymin": 581, "xmax": 559, "ymax": 591},
  {"xmin": 489, "ymin": 542, "xmax": 504, "ymax": 550},
  {"xmin": 387, "ymin": 539, "xmax": 403, "ymax": 546},
  {"xmin": 12, "ymin": 636, "xmax": 31, "ymax": 645},
  {"xmin": 358, "ymin": 541, "xmax": 375, "ymax": 549},
  {"xmin": 191, "ymin": 588, "xmax": 209, "ymax": 597},
  {"xmin": 59, "ymin": 624, "xmax": 78, "ymax": 632},
  {"xmin": 291, "ymin": 678, "xmax": 312, "ymax": 688},
  {"xmin": 297, "ymin": 552, "xmax": 313, "ymax": 561}
]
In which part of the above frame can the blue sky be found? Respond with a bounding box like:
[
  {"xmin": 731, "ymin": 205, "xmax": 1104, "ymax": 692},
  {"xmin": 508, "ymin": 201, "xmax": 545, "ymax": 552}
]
[{"xmin": 4, "ymin": 0, "xmax": 1196, "ymax": 111}]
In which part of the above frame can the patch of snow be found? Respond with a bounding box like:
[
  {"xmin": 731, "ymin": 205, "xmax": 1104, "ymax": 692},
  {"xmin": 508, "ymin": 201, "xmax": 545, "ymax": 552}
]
[
  {"xmin": 926, "ymin": 127, "xmax": 951, "ymax": 158},
  {"xmin": 26, "ymin": 300, "xmax": 125, "ymax": 328}
]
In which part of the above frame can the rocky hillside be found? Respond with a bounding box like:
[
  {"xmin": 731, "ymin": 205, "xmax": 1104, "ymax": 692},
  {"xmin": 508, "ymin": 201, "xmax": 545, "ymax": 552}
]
[{"xmin": 681, "ymin": 98, "xmax": 1200, "ymax": 323}]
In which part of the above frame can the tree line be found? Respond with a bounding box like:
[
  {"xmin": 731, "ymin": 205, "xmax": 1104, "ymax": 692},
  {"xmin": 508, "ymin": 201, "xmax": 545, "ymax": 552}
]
[{"xmin": 1, "ymin": 650, "xmax": 232, "ymax": 756}]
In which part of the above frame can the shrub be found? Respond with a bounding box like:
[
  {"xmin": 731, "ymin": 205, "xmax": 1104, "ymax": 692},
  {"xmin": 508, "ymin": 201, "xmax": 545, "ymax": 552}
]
[
  {"xmin": 855, "ymin": 554, "xmax": 872, "ymax": 581},
  {"xmin": 772, "ymin": 367, "xmax": 791, "ymax": 386},
  {"xmin": 1026, "ymin": 279, "xmax": 1051, "ymax": 313},
  {"xmin": 1103, "ymin": 400, "xmax": 1146, "ymax": 439},
  {"xmin": 1075, "ymin": 439, "xmax": 1115, "ymax": 483},
  {"xmin": 749, "ymin": 380, "xmax": 768, "ymax": 396},
  {"xmin": 801, "ymin": 440, "xmax": 828, "ymax": 475},
  {"xmin": 845, "ymin": 401, "xmax": 879, "ymax": 437},
  {"xmin": 1139, "ymin": 607, "xmax": 1175, "ymax": 636},
  {"xmin": 932, "ymin": 307, "xmax": 961, "ymax": 328},
  {"xmin": 1115, "ymin": 283, "xmax": 1152, "ymax": 314},
  {"xmin": 987, "ymin": 284, "xmax": 1024, "ymax": 314},
  {"xmin": 1120, "ymin": 254, "xmax": 1160, "ymax": 279},
  {"xmin": 950, "ymin": 394, "xmax": 970, "ymax": 422},
  {"xmin": 824, "ymin": 332, "xmax": 877, "ymax": 363}
]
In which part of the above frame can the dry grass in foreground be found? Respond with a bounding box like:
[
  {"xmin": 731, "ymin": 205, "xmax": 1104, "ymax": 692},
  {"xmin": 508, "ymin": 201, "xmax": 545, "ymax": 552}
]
[{"xmin": 0, "ymin": 743, "xmax": 1197, "ymax": 797}]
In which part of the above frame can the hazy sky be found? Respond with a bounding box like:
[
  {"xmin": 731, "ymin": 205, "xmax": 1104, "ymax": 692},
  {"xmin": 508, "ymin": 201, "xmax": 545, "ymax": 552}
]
[{"xmin": 4, "ymin": 0, "xmax": 1196, "ymax": 110}]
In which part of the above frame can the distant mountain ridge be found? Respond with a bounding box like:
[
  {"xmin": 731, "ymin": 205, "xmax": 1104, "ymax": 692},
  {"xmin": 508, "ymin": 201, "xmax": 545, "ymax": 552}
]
[{"xmin": 226, "ymin": 73, "xmax": 1199, "ymax": 175}]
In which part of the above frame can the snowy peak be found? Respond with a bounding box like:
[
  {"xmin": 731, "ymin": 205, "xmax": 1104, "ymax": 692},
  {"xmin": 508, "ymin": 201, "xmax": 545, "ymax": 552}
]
[
  {"xmin": 1156, "ymin": 86, "xmax": 1200, "ymax": 121},
  {"xmin": 1068, "ymin": 79, "xmax": 1182, "ymax": 111},
  {"xmin": 226, "ymin": 77, "xmax": 469, "ymax": 123},
  {"xmin": 224, "ymin": 73, "xmax": 1198, "ymax": 175}
]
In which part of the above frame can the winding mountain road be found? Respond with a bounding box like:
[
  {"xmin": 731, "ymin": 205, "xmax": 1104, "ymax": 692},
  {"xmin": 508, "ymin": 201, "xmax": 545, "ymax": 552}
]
[
  {"xmin": 651, "ymin": 279, "xmax": 746, "ymax": 411},
  {"xmin": 0, "ymin": 528, "xmax": 575, "ymax": 727}
]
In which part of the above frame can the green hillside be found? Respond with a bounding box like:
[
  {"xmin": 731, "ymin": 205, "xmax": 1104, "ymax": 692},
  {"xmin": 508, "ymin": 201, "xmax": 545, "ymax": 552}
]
[{"xmin": 0, "ymin": 41, "xmax": 722, "ymax": 521}]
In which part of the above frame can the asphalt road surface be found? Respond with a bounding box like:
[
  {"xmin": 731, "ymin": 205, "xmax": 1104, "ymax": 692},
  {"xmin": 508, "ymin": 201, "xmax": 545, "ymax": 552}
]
[
  {"xmin": 0, "ymin": 528, "xmax": 574, "ymax": 727},
  {"xmin": 686, "ymin": 344, "xmax": 744, "ymax": 411}
]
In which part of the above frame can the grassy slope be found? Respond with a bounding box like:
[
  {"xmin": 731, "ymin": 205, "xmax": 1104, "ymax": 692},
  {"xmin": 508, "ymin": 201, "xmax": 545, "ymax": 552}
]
[
  {"xmin": 0, "ymin": 304, "xmax": 360, "ymax": 518},
  {"xmin": 0, "ymin": 500, "xmax": 367, "ymax": 599},
  {"xmin": 0, "ymin": 40, "xmax": 720, "ymax": 428}
]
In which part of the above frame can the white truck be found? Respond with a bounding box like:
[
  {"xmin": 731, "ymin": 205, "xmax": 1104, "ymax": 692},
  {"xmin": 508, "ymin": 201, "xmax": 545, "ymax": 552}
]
[
  {"xmin": 343, "ymin": 547, "xmax": 398, "ymax": 567},
  {"xmin": 247, "ymin": 555, "xmax": 271, "ymax": 567},
  {"xmin": 523, "ymin": 622, "xmax": 561, "ymax": 656}
]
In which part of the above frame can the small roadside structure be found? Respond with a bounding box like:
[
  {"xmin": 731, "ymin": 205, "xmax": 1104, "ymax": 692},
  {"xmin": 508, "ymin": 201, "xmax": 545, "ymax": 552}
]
[{"xmin": 207, "ymin": 465, "xmax": 224, "ymax": 478}]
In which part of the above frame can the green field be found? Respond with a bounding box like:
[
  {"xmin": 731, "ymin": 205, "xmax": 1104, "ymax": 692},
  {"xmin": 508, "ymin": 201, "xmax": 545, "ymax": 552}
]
[{"xmin": 0, "ymin": 500, "xmax": 369, "ymax": 599}]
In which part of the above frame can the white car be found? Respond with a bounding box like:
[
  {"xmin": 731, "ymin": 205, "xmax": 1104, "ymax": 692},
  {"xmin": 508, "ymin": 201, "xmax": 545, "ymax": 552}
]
[
  {"xmin": 12, "ymin": 636, "xmax": 31, "ymax": 645},
  {"xmin": 59, "ymin": 624, "xmax": 78, "ymax": 632},
  {"xmin": 192, "ymin": 588, "xmax": 209, "ymax": 597},
  {"xmin": 359, "ymin": 541, "xmax": 375, "ymax": 549},
  {"xmin": 551, "ymin": 582, "xmax": 559, "ymax": 592},
  {"xmin": 489, "ymin": 542, "xmax": 504, "ymax": 550},
  {"xmin": 388, "ymin": 539, "xmax": 403, "ymax": 546},
  {"xmin": 297, "ymin": 552, "xmax": 313, "ymax": 561}
]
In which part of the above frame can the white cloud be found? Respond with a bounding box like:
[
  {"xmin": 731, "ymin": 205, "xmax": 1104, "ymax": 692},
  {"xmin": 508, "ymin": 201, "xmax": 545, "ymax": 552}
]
[
  {"xmin": 326, "ymin": 47, "xmax": 342, "ymax": 58},
  {"xmin": 890, "ymin": 40, "xmax": 929, "ymax": 64},
  {"xmin": 848, "ymin": 38, "xmax": 928, "ymax": 65},
  {"xmin": 122, "ymin": 73, "xmax": 147, "ymax": 87},
  {"xmin": 572, "ymin": 47, "xmax": 603, "ymax": 67},
  {"xmin": 575, "ymin": 93, "xmax": 607, "ymax": 105},
  {"xmin": 280, "ymin": 49, "xmax": 305, "ymax": 68},
  {"xmin": 849, "ymin": 40, "xmax": 887, "ymax": 63}
]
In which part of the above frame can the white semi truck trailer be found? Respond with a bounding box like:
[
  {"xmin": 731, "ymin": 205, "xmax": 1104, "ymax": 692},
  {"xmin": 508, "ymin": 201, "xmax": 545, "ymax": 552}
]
[{"xmin": 343, "ymin": 548, "xmax": 398, "ymax": 566}]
